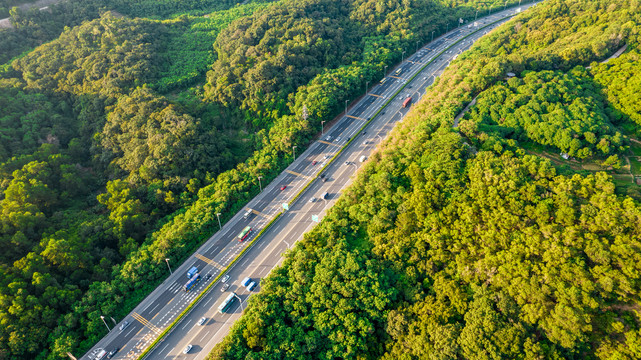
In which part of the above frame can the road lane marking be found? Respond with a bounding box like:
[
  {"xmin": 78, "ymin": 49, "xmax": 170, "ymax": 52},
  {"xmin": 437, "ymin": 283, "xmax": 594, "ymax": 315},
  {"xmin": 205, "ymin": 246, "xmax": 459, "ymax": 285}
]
[
  {"xmin": 368, "ymin": 93, "xmax": 385, "ymax": 99},
  {"xmin": 345, "ymin": 115, "xmax": 366, "ymax": 121},
  {"xmin": 194, "ymin": 253, "xmax": 224, "ymax": 270},
  {"xmin": 284, "ymin": 169, "xmax": 312, "ymax": 180},
  {"xmin": 132, "ymin": 312, "xmax": 162, "ymax": 334}
]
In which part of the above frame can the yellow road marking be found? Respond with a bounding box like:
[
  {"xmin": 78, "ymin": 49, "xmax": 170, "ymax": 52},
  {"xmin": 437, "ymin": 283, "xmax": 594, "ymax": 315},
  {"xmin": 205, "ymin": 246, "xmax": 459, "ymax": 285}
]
[
  {"xmin": 346, "ymin": 115, "xmax": 366, "ymax": 121},
  {"xmin": 389, "ymin": 75, "xmax": 402, "ymax": 79},
  {"xmin": 250, "ymin": 208, "xmax": 267, "ymax": 217},
  {"xmin": 132, "ymin": 312, "xmax": 161, "ymax": 334},
  {"xmin": 285, "ymin": 169, "xmax": 312, "ymax": 180},
  {"xmin": 318, "ymin": 140, "xmax": 339, "ymax": 146},
  {"xmin": 194, "ymin": 253, "xmax": 223, "ymax": 270},
  {"xmin": 368, "ymin": 93, "xmax": 385, "ymax": 99}
]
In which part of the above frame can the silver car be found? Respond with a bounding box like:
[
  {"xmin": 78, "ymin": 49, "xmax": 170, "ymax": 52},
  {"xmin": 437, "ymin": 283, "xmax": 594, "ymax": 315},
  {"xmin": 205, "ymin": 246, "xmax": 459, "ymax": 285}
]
[{"xmin": 183, "ymin": 345, "xmax": 193, "ymax": 354}]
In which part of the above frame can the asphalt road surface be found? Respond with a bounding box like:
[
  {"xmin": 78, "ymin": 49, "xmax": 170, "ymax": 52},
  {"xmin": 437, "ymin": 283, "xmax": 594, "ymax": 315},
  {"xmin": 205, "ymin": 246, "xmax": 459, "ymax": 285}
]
[{"xmin": 82, "ymin": 4, "xmax": 539, "ymax": 360}]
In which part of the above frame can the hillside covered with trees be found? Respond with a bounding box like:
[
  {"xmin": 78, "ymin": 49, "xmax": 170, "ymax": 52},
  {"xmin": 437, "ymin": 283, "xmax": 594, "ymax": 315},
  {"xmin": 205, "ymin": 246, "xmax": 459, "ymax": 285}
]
[
  {"xmin": 209, "ymin": 0, "xmax": 641, "ymax": 359},
  {"xmin": 0, "ymin": 0, "xmax": 536, "ymax": 358}
]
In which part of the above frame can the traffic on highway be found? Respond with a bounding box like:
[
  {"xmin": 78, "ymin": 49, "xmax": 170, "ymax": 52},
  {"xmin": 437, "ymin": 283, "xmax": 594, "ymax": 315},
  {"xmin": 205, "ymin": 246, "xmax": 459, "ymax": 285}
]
[{"xmin": 82, "ymin": 4, "xmax": 537, "ymax": 360}]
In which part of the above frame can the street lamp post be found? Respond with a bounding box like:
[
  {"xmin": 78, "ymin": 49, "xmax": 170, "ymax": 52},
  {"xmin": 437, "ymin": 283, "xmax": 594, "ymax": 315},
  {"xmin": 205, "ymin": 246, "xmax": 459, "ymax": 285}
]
[
  {"xmin": 384, "ymin": 65, "xmax": 388, "ymax": 75},
  {"xmin": 365, "ymin": 81, "xmax": 369, "ymax": 95},
  {"xmin": 416, "ymin": 40, "xmax": 419, "ymax": 52},
  {"xmin": 431, "ymin": 30, "xmax": 435, "ymax": 42},
  {"xmin": 475, "ymin": 10, "xmax": 479, "ymax": 21},
  {"xmin": 100, "ymin": 316, "xmax": 111, "ymax": 332},
  {"xmin": 293, "ymin": 146, "xmax": 297, "ymax": 161},
  {"xmin": 345, "ymin": 99, "xmax": 348, "ymax": 113},
  {"xmin": 446, "ymin": 22, "xmax": 449, "ymax": 33},
  {"xmin": 402, "ymin": 51, "xmax": 406, "ymax": 63},
  {"xmin": 321, "ymin": 121, "xmax": 325, "ymax": 134},
  {"xmin": 504, "ymin": 1, "xmax": 507, "ymax": 10},
  {"xmin": 234, "ymin": 294, "xmax": 244, "ymax": 312},
  {"xmin": 257, "ymin": 176, "xmax": 263, "ymax": 192},
  {"xmin": 216, "ymin": 212, "xmax": 222, "ymax": 229},
  {"xmin": 165, "ymin": 258, "xmax": 172, "ymax": 275}
]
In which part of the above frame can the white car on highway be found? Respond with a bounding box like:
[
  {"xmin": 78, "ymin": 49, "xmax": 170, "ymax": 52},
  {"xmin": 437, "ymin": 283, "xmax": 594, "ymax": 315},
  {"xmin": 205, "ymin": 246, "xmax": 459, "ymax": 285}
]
[{"xmin": 183, "ymin": 345, "xmax": 193, "ymax": 354}]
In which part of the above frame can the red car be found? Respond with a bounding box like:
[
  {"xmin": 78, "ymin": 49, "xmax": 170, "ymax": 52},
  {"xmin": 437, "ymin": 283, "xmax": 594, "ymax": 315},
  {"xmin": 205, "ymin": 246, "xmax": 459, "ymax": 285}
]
[
  {"xmin": 312, "ymin": 160, "xmax": 317, "ymax": 165},
  {"xmin": 280, "ymin": 185, "xmax": 287, "ymax": 190}
]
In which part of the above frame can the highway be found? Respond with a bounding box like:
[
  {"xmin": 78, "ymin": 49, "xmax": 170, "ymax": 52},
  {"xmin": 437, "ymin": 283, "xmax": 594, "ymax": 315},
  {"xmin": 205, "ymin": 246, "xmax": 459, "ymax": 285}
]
[{"xmin": 81, "ymin": 4, "xmax": 538, "ymax": 360}]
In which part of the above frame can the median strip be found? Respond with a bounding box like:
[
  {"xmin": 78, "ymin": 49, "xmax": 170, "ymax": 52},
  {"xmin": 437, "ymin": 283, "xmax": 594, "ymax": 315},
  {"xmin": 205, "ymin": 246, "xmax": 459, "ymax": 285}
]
[{"xmin": 138, "ymin": 211, "xmax": 283, "ymax": 359}]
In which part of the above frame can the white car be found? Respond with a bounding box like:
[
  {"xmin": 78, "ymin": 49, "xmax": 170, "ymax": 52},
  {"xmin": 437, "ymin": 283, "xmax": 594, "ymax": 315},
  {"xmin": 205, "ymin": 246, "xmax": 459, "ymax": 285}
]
[
  {"xmin": 119, "ymin": 320, "xmax": 130, "ymax": 331},
  {"xmin": 309, "ymin": 197, "xmax": 316, "ymax": 203},
  {"xmin": 221, "ymin": 274, "xmax": 230, "ymax": 283},
  {"xmin": 183, "ymin": 345, "xmax": 193, "ymax": 354},
  {"xmin": 247, "ymin": 281, "xmax": 257, "ymax": 291},
  {"xmin": 362, "ymin": 141, "xmax": 368, "ymax": 145},
  {"xmin": 325, "ymin": 135, "xmax": 332, "ymax": 141},
  {"xmin": 335, "ymin": 136, "xmax": 341, "ymax": 142},
  {"xmin": 198, "ymin": 317, "xmax": 207, "ymax": 326}
]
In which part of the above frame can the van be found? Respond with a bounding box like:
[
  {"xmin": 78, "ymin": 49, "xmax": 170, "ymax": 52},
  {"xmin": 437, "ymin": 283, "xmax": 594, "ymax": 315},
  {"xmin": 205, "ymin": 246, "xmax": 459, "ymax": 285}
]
[
  {"xmin": 241, "ymin": 277, "xmax": 251, "ymax": 287},
  {"xmin": 247, "ymin": 281, "xmax": 257, "ymax": 291},
  {"xmin": 96, "ymin": 350, "xmax": 107, "ymax": 360},
  {"xmin": 321, "ymin": 192, "xmax": 328, "ymax": 200},
  {"xmin": 359, "ymin": 156, "xmax": 367, "ymax": 163}
]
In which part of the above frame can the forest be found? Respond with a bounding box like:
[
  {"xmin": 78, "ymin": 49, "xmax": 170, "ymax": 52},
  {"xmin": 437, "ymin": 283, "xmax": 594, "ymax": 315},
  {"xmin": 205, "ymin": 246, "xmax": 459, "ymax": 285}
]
[
  {"xmin": 0, "ymin": 0, "xmax": 537, "ymax": 358},
  {"xmin": 209, "ymin": 0, "xmax": 641, "ymax": 359}
]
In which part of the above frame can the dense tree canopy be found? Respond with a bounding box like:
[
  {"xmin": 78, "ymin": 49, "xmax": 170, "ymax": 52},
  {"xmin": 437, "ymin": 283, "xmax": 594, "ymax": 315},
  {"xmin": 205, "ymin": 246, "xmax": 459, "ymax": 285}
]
[
  {"xmin": 1, "ymin": 0, "xmax": 540, "ymax": 358},
  {"xmin": 209, "ymin": 0, "xmax": 641, "ymax": 359},
  {"xmin": 461, "ymin": 68, "xmax": 626, "ymax": 159}
]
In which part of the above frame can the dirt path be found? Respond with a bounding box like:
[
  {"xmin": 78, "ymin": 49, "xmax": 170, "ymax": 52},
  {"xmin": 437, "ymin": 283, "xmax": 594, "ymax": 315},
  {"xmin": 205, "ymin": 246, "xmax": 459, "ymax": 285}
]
[{"xmin": 453, "ymin": 96, "xmax": 478, "ymax": 128}]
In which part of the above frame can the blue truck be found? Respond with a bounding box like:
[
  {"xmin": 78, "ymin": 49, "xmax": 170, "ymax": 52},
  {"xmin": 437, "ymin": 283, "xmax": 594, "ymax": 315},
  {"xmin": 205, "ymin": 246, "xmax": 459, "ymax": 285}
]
[
  {"xmin": 184, "ymin": 273, "xmax": 200, "ymax": 292},
  {"xmin": 187, "ymin": 266, "xmax": 198, "ymax": 279}
]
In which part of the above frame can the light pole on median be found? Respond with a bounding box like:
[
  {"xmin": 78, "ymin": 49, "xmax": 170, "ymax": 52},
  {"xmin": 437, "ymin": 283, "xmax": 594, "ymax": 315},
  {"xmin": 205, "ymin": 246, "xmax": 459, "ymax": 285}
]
[
  {"xmin": 216, "ymin": 213, "xmax": 222, "ymax": 229},
  {"xmin": 258, "ymin": 176, "xmax": 263, "ymax": 192},
  {"xmin": 100, "ymin": 316, "xmax": 111, "ymax": 332},
  {"xmin": 293, "ymin": 145, "xmax": 297, "ymax": 161},
  {"xmin": 234, "ymin": 294, "xmax": 244, "ymax": 312},
  {"xmin": 165, "ymin": 258, "xmax": 172, "ymax": 275}
]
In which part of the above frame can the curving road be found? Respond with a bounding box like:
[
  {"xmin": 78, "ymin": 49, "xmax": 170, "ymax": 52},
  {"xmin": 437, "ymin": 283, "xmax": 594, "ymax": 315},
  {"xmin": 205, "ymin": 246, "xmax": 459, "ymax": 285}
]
[{"xmin": 81, "ymin": 3, "xmax": 539, "ymax": 360}]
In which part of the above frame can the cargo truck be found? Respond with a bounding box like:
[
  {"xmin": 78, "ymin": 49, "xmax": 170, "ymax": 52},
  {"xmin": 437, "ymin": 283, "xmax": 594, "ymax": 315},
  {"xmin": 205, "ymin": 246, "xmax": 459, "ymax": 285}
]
[
  {"xmin": 184, "ymin": 273, "xmax": 200, "ymax": 292},
  {"xmin": 402, "ymin": 97, "xmax": 412, "ymax": 108}
]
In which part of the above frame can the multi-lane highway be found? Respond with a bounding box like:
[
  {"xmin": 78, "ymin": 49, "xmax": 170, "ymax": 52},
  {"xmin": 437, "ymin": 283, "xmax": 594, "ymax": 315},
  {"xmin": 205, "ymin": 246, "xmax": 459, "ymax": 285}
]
[{"xmin": 82, "ymin": 4, "xmax": 538, "ymax": 360}]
